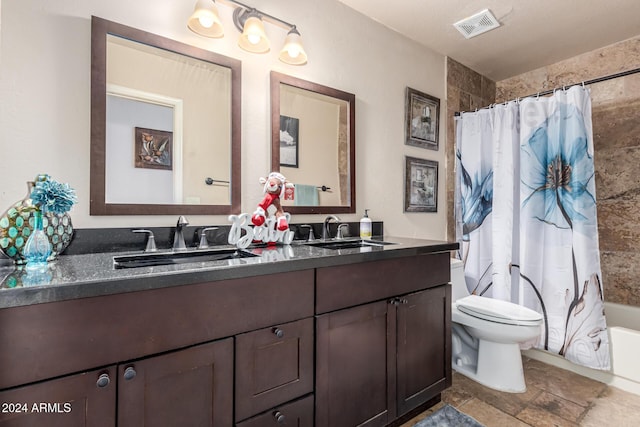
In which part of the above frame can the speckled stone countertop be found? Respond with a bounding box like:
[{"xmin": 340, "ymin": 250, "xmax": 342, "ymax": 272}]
[{"xmin": 0, "ymin": 237, "xmax": 457, "ymax": 309}]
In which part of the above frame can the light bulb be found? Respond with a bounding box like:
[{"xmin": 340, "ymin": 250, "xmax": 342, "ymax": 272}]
[
  {"xmin": 279, "ymin": 27, "xmax": 307, "ymax": 65},
  {"xmin": 287, "ymin": 46, "xmax": 300, "ymax": 58},
  {"xmin": 198, "ymin": 13, "xmax": 215, "ymax": 28},
  {"xmin": 248, "ymin": 33, "xmax": 261, "ymax": 45}
]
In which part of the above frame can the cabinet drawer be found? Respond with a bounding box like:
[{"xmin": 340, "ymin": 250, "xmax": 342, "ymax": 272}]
[
  {"xmin": 235, "ymin": 318, "xmax": 314, "ymax": 421},
  {"xmin": 236, "ymin": 395, "xmax": 314, "ymax": 427},
  {"xmin": 0, "ymin": 269, "xmax": 314, "ymax": 390},
  {"xmin": 316, "ymin": 252, "xmax": 450, "ymax": 313}
]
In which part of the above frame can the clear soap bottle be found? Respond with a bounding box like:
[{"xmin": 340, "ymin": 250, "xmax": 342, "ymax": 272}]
[{"xmin": 360, "ymin": 209, "xmax": 372, "ymax": 240}]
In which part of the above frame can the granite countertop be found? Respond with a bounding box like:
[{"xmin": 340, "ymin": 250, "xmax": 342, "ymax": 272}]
[{"xmin": 0, "ymin": 237, "xmax": 457, "ymax": 309}]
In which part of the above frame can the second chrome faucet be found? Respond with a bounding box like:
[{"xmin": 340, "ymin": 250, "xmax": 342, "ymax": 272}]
[{"xmin": 322, "ymin": 215, "xmax": 341, "ymax": 240}]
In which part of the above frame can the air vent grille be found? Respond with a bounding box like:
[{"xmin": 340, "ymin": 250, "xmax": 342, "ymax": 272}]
[{"xmin": 453, "ymin": 9, "xmax": 500, "ymax": 39}]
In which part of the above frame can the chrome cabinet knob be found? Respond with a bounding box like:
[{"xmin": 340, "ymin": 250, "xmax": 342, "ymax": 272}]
[
  {"xmin": 123, "ymin": 366, "xmax": 137, "ymax": 381},
  {"xmin": 273, "ymin": 411, "xmax": 285, "ymax": 423},
  {"xmin": 96, "ymin": 373, "xmax": 110, "ymax": 388}
]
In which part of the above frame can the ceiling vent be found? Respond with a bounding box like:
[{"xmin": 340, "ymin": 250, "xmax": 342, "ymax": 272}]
[{"xmin": 453, "ymin": 9, "xmax": 500, "ymax": 39}]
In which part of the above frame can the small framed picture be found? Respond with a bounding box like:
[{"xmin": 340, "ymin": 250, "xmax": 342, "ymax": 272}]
[
  {"xmin": 134, "ymin": 127, "xmax": 173, "ymax": 170},
  {"xmin": 405, "ymin": 87, "xmax": 440, "ymax": 150},
  {"xmin": 279, "ymin": 115, "xmax": 299, "ymax": 168},
  {"xmin": 404, "ymin": 156, "xmax": 438, "ymax": 212}
]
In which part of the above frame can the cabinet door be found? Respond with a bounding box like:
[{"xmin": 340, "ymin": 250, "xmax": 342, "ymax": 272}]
[
  {"xmin": 118, "ymin": 338, "xmax": 233, "ymax": 427},
  {"xmin": 235, "ymin": 395, "xmax": 313, "ymax": 427},
  {"xmin": 0, "ymin": 366, "xmax": 116, "ymax": 427},
  {"xmin": 395, "ymin": 285, "xmax": 451, "ymax": 416},
  {"xmin": 316, "ymin": 301, "xmax": 392, "ymax": 427},
  {"xmin": 235, "ymin": 318, "xmax": 313, "ymax": 421}
]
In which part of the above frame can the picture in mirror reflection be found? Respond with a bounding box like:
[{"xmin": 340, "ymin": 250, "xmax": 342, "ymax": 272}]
[
  {"xmin": 135, "ymin": 127, "xmax": 173, "ymax": 170},
  {"xmin": 279, "ymin": 115, "xmax": 299, "ymax": 168}
]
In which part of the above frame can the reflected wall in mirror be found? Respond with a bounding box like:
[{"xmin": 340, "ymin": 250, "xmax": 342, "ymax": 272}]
[
  {"xmin": 91, "ymin": 16, "xmax": 241, "ymax": 215},
  {"xmin": 270, "ymin": 71, "xmax": 355, "ymax": 214}
]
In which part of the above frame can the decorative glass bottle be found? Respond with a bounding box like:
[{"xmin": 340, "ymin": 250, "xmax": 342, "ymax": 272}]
[
  {"xmin": 22, "ymin": 209, "xmax": 52, "ymax": 269},
  {"xmin": 0, "ymin": 179, "xmax": 74, "ymax": 265}
]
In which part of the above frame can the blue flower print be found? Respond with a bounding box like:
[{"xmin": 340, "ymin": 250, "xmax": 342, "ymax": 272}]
[
  {"xmin": 521, "ymin": 103, "xmax": 596, "ymax": 229},
  {"xmin": 457, "ymin": 149, "xmax": 493, "ymax": 239}
]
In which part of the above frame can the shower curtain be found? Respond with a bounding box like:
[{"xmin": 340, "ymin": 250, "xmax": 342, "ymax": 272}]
[{"xmin": 455, "ymin": 86, "xmax": 610, "ymax": 370}]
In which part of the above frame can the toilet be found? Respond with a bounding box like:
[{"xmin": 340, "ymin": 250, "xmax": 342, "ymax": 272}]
[{"xmin": 450, "ymin": 258, "xmax": 543, "ymax": 393}]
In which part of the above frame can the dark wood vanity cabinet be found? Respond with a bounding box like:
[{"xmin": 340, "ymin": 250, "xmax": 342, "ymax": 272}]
[
  {"xmin": 315, "ymin": 253, "xmax": 451, "ymax": 427},
  {"xmin": 0, "ymin": 250, "xmax": 452, "ymax": 427},
  {"xmin": 0, "ymin": 269, "xmax": 314, "ymax": 427}
]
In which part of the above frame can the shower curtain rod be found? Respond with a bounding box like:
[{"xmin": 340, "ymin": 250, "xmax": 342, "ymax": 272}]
[{"xmin": 454, "ymin": 66, "xmax": 640, "ymax": 116}]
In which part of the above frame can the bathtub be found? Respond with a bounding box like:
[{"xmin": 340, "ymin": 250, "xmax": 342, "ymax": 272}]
[{"xmin": 523, "ymin": 301, "xmax": 640, "ymax": 396}]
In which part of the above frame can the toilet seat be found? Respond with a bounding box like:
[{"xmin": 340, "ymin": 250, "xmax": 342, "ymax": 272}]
[{"xmin": 455, "ymin": 295, "xmax": 542, "ymax": 326}]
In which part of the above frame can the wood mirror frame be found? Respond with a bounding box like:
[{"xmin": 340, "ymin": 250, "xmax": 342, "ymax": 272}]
[
  {"xmin": 90, "ymin": 16, "xmax": 241, "ymax": 215},
  {"xmin": 270, "ymin": 71, "xmax": 356, "ymax": 214}
]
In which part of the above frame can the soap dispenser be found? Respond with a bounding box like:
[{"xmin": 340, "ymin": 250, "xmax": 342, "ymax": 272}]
[{"xmin": 360, "ymin": 209, "xmax": 372, "ymax": 239}]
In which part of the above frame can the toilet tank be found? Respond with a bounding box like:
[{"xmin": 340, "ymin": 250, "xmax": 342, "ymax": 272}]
[{"xmin": 450, "ymin": 258, "xmax": 469, "ymax": 302}]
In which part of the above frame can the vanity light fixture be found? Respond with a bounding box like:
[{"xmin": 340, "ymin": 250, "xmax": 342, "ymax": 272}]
[
  {"xmin": 187, "ymin": 0, "xmax": 224, "ymax": 38},
  {"xmin": 236, "ymin": 9, "xmax": 270, "ymax": 53},
  {"xmin": 187, "ymin": 0, "xmax": 308, "ymax": 65},
  {"xmin": 279, "ymin": 27, "xmax": 307, "ymax": 65}
]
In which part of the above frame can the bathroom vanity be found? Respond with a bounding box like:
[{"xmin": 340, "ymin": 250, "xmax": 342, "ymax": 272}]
[{"xmin": 0, "ymin": 237, "xmax": 456, "ymax": 427}]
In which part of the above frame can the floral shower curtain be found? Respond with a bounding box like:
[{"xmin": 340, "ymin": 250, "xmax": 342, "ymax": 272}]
[{"xmin": 455, "ymin": 86, "xmax": 610, "ymax": 370}]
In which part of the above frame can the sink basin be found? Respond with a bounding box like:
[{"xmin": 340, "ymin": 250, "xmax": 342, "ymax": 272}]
[
  {"xmin": 113, "ymin": 248, "xmax": 258, "ymax": 269},
  {"xmin": 304, "ymin": 239, "xmax": 396, "ymax": 250}
]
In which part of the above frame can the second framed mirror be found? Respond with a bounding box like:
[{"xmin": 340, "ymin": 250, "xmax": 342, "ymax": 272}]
[{"xmin": 270, "ymin": 71, "xmax": 356, "ymax": 214}]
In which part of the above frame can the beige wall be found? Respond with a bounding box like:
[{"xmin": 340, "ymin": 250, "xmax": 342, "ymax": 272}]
[{"xmin": 0, "ymin": 0, "xmax": 447, "ymax": 241}]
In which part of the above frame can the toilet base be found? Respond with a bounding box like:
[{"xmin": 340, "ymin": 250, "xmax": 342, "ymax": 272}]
[{"xmin": 453, "ymin": 339, "xmax": 527, "ymax": 393}]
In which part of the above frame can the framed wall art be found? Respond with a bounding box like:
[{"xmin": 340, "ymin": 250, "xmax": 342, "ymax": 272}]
[
  {"xmin": 134, "ymin": 127, "xmax": 173, "ymax": 170},
  {"xmin": 405, "ymin": 87, "xmax": 440, "ymax": 150},
  {"xmin": 279, "ymin": 115, "xmax": 300, "ymax": 168},
  {"xmin": 404, "ymin": 156, "xmax": 438, "ymax": 212}
]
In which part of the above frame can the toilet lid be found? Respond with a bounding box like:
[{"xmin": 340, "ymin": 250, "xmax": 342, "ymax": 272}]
[{"xmin": 456, "ymin": 295, "xmax": 542, "ymax": 326}]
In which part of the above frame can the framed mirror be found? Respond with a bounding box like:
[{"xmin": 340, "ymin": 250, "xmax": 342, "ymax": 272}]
[
  {"xmin": 270, "ymin": 71, "xmax": 355, "ymax": 214},
  {"xmin": 91, "ymin": 16, "xmax": 241, "ymax": 215}
]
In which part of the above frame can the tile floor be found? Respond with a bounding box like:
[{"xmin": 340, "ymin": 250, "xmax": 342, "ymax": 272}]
[{"xmin": 401, "ymin": 357, "xmax": 640, "ymax": 427}]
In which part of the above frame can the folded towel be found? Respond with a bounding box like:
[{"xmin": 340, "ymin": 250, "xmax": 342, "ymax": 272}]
[{"xmin": 294, "ymin": 184, "xmax": 319, "ymax": 206}]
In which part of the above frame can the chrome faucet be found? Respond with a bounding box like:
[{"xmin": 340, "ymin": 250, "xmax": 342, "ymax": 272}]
[
  {"xmin": 197, "ymin": 227, "xmax": 218, "ymax": 249},
  {"xmin": 336, "ymin": 223, "xmax": 349, "ymax": 240},
  {"xmin": 323, "ymin": 215, "xmax": 341, "ymax": 240},
  {"xmin": 173, "ymin": 216, "xmax": 189, "ymax": 251},
  {"xmin": 132, "ymin": 229, "xmax": 157, "ymax": 253},
  {"xmin": 299, "ymin": 225, "xmax": 316, "ymax": 242}
]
